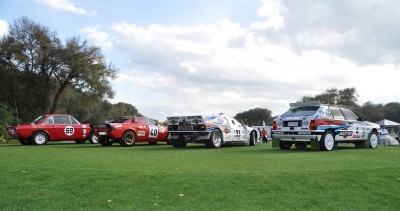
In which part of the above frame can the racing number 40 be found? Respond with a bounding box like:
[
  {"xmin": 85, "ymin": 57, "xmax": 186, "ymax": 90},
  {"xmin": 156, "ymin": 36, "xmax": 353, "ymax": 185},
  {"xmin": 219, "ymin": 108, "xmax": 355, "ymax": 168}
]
[{"xmin": 150, "ymin": 127, "xmax": 158, "ymax": 137}]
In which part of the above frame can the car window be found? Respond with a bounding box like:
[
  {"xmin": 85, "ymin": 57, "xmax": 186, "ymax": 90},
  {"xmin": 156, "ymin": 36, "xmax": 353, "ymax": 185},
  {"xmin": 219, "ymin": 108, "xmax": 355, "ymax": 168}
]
[
  {"xmin": 341, "ymin": 108, "xmax": 359, "ymax": 120},
  {"xmin": 44, "ymin": 116, "xmax": 54, "ymax": 124},
  {"xmin": 70, "ymin": 116, "xmax": 79, "ymax": 124},
  {"xmin": 54, "ymin": 116, "xmax": 71, "ymax": 124},
  {"xmin": 281, "ymin": 106, "xmax": 319, "ymax": 117},
  {"xmin": 139, "ymin": 117, "xmax": 156, "ymax": 125},
  {"xmin": 330, "ymin": 107, "xmax": 345, "ymax": 119},
  {"xmin": 32, "ymin": 116, "xmax": 46, "ymax": 124}
]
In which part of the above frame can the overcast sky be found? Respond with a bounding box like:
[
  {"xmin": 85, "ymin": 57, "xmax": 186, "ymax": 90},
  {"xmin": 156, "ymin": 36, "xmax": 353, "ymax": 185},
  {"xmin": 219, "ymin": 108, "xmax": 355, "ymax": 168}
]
[{"xmin": 1, "ymin": 0, "xmax": 399, "ymax": 121}]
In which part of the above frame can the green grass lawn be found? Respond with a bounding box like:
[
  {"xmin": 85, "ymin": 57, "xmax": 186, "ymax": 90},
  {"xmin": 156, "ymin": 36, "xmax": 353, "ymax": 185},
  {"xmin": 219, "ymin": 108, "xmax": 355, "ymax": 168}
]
[{"xmin": 0, "ymin": 141, "xmax": 399, "ymax": 210}]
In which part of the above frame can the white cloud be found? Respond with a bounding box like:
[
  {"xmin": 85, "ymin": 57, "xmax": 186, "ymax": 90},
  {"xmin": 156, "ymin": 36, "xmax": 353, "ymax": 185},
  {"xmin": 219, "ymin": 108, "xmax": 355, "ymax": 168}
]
[
  {"xmin": 35, "ymin": 0, "xmax": 96, "ymax": 15},
  {"xmin": 80, "ymin": 25, "xmax": 113, "ymax": 49},
  {"xmin": 0, "ymin": 19, "xmax": 9, "ymax": 37},
  {"xmin": 81, "ymin": 0, "xmax": 400, "ymax": 121}
]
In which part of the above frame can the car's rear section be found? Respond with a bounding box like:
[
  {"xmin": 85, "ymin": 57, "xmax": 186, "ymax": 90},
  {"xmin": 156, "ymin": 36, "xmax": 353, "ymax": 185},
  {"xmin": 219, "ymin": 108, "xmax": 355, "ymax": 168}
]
[{"xmin": 167, "ymin": 115, "xmax": 218, "ymax": 147}]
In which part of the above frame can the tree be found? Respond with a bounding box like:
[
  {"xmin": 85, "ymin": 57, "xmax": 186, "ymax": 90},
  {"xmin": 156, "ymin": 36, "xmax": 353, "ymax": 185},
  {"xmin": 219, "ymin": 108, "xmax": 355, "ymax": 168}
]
[
  {"xmin": 300, "ymin": 87, "xmax": 359, "ymax": 108},
  {"xmin": 0, "ymin": 17, "xmax": 117, "ymax": 120},
  {"xmin": 356, "ymin": 101, "xmax": 385, "ymax": 122},
  {"xmin": 235, "ymin": 108, "xmax": 273, "ymax": 126},
  {"xmin": 51, "ymin": 37, "xmax": 116, "ymax": 113},
  {"xmin": 0, "ymin": 104, "xmax": 19, "ymax": 139}
]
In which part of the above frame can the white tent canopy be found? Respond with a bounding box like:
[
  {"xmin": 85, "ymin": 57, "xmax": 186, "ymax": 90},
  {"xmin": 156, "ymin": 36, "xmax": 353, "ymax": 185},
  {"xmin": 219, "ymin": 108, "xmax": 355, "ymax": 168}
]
[{"xmin": 375, "ymin": 119, "xmax": 400, "ymax": 127}]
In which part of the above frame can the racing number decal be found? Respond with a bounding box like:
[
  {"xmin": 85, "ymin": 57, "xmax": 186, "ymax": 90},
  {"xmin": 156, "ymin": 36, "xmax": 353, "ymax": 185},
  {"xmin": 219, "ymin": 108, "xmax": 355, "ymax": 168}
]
[
  {"xmin": 65, "ymin": 126, "xmax": 74, "ymax": 136},
  {"xmin": 234, "ymin": 130, "xmax": 241, "ymax": 139},
  {"xmin": 149, "ymin": 126, "xmax": 158, "ymax": 138}
]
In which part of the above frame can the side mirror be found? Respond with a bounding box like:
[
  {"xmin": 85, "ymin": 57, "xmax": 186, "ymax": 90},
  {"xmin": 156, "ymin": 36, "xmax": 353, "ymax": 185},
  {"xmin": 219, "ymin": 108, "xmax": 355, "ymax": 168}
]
[
  {"xmin": 132, "ymin": 117, "xmax": 137, "ymax": 123},
  {"xmin": 357, "ymin": 117, "xmax": 367, "ymax": 121}
]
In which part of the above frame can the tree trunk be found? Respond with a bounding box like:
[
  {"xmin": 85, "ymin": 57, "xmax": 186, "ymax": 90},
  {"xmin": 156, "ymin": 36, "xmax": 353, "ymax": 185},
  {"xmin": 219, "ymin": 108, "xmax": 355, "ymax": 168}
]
[{"xmin": 50, "ymin": 80, "xmax": 69, "ymax": 114}]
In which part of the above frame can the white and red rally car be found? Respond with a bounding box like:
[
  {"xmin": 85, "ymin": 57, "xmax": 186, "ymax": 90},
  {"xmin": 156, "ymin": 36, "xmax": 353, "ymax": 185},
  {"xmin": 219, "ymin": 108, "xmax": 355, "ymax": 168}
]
[
  {"xmin": 271, "ymin": 101, "xmax": 380, "ymax": 151},
  {"xmin": 167, "ymin": 114, "xmax": 261, "ymax": 148}
]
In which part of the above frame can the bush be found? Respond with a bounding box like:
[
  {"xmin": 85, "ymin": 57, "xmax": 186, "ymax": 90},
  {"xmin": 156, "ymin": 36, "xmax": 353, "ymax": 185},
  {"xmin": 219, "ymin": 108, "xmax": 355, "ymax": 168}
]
[{"xmin": 0, "ymin": 104, "xmax": 19, "ymax": 142}]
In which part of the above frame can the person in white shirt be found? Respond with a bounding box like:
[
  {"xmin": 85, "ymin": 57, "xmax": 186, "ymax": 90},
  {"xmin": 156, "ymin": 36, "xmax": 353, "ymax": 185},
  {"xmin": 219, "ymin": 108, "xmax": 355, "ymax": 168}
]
[{"xmin": 379, "ymin": 127, "xmax": 389, "ymax": 146}]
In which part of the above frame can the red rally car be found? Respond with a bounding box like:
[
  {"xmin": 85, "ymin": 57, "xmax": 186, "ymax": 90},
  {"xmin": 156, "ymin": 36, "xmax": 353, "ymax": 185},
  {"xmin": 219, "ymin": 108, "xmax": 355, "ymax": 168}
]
[
  {"xmin": 6, "ymin": 114, "xmax": 95, "ymax": 145},
  {"xmin": 92, "ymin": 116, "xmax": 168, "ymax": 147}
]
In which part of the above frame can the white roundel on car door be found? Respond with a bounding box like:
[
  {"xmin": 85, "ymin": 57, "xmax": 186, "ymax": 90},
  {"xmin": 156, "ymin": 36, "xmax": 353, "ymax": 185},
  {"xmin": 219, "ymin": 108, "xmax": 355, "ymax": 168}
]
[{"xmin": 64, "ymin": 126, "xmax": 74, "ymax": 136}]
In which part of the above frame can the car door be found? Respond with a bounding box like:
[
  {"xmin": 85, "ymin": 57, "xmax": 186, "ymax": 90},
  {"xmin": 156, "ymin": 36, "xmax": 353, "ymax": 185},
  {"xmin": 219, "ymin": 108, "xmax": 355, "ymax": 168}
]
[
  {"xmin": 226, "ymin": 117, "xmax": 246, "ymax": 142},
  {"xmin": 53, "ymin": 115, "xmax": 83, "ymax": 140},
  {"xmin": 341, "ymin": 107, "xmax": 363, "ymax": 140}
]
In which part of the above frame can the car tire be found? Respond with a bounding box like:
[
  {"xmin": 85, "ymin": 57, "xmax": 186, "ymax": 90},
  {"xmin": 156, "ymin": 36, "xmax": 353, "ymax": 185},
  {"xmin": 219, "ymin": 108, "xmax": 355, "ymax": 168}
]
[
  {"xmin": 119, "ymin": 131, "xmax": 136, "ymax": 147},
  {"xmin": 31, "ymin": 131, "xmax": 48, "ymax": 145},
  {"xmin": 148, "ymin": 142, "xmax": 157, "ymax": 145},
  {"xmin": 75, "ymin": 140, "xmax": 86, "ymax": 144},
  {"xmin": 99, "ymin": 137, "xmax": 114, "ymax": 146},
  {"xmin": 171, "ymin": 139, "xmax": 187, "ymax": 148},
  {"xmin": 206, "ymin": 130, "xmax": 223, "ymax": 148},
  {"xmin": 88, "ymin": 134, "xmax": 99, "ymax": 144},
  {"xmin": 166, "ymin": 139, "xmax": 172, "ymax": 145},
  {"xmin": 279, "ymin": 141, "xmax": 292, "ymax": 149},
  {"xmin": 19, "ymin": 139, "xmax": 32, "ymax": 145},
  {"xmin": 320, "ymin": 131, "xmax": 336, "ymax": 151},
  {"xmin": 368, "ymin": 132, "xmax": 379, "ymax": 149},
  {"xmin": 249, "ymin": 131, "xmax": 256, "ymax": 146}
]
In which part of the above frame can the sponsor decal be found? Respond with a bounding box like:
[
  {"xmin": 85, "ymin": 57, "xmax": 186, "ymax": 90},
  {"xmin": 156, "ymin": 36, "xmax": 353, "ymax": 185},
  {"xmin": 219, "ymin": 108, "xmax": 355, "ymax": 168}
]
[
  {"xmin": 339, "ymin": 131, "xmax": 352, "ymax": 138},
  {"xmin": 65, "ymin": 126, "xmax": 74, "ymax": 136},
  {"xmin": 298, "ymin": 131, "xmax": 311, "ymax": 135},
  {"xmin": 223, "ymin": 127, "xmax": 230, "ymax": 134},
  {"xmin": 352, "ymin": 135, "xmax": 361, "ymax": 138},
  {"xmin": 138, "ymin": 131, "xmax": 145, "ymax": 136}
]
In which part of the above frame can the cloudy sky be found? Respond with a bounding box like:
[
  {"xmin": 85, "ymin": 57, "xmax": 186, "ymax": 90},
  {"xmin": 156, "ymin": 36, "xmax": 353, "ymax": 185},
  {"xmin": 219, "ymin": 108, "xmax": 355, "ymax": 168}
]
[{"xmin": 1, "ymin": 0, "xmax": 399, "ymax": 121}]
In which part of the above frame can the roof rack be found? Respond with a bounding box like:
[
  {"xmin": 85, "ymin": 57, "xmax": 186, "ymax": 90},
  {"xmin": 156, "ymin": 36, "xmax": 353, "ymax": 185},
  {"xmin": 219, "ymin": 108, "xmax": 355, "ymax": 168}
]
[{"xmin": 289, "ymin": 101, "xmax": 322, "ymax": 108}]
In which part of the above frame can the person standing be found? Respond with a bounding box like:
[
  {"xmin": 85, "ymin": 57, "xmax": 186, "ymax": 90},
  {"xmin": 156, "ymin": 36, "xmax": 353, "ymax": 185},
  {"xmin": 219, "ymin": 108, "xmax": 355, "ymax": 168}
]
[{"xmin": 379, "ymin": 127, "xmax": 389, "ymax": 146}]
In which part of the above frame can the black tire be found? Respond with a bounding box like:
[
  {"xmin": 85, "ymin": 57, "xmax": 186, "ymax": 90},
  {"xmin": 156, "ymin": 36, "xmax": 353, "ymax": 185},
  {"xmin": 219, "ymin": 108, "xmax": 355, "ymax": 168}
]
[
  {"xmin": 119, "ymin": 131, "xmax": 136, "ymax": 147},
  {"xmin": 19, "ymin": 139, "xmax": 32, "ymax": 145},
  {"xmin": 31, "ymin": 131, "xmax": 48, "ymax": 145},
  {"xmin": 320, "ymin": 131, "xmax": 336, "ymax": 151},
  {"xmin": 148, "ymin": 142, "xmax": 157, "ymax": 145},
  {"xmin": 295, "ymin": 142, "xmax": 307, "ymax": 150},
  {"xmin": 99, "ymin": 136, "xmax": 114, "ymax": 146},
  {"xmin": 249, "ymin": 131, "xmax": 257, "ymax": 146},
  {"xmin": 88, "ymin": 134, "xmax": 99, "ymax": 144},
  {"xmin": 75, "ymin": 140, "xmax": 86, "ymax": 144},
  {"xmin": 206, "ymin": 130, "xmax": 223, "ymax": 148},
  {"xmin": 368, "ymin": 132, "xmax": 379, "ymax": 149},
  {"xmin": 171, "ymin": 139, "xmax": 187, "ymax": 148},
  {"xmin": 279, "ymin": 141, "xmax": 292, "ymax": 149},
  {"xmin": 166, "ymin": 139, "xmax": 172, "ymax": 145}
]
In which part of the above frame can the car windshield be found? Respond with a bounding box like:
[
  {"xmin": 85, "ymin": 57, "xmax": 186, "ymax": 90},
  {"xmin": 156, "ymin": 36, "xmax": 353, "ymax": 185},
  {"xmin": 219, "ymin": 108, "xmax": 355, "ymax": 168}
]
[
  {"xmin": 31, "ymin": 116, "xmax": 46, "ymax": 124},
  {"xmin": 281, "ymin": 106, "xmax": 319, "ymax": 117}
]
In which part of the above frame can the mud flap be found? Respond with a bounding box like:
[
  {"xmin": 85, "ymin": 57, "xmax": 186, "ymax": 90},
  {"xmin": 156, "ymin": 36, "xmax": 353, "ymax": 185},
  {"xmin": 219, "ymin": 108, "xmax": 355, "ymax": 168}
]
[
  {"xmin": 272, "ymin": 137, "xmax": 279, "ymax": 148},
  {"xmin": 310, "ymin": 138, "xmax": 320, "ymax": 151},
  {"xmin": 355, "ymin": 132, "xmax": 371, "ymax": 149}
]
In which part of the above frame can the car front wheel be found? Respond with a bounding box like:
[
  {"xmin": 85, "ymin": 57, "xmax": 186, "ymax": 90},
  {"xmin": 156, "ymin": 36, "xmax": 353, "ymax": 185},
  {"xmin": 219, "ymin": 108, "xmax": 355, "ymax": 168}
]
[
  {"xmin": 31, "ymin": 132, "xmax": 48, "ymax": 145},
  {"xmin": 320, "ymin": 131, "xmax": 336, "ymax": 151},
  {"xmin": 368, "ymin": 132, "xmax": 379, "ymax": 149},
  {"xmin": 249, "ymin": 131, "xmax": 257, "ymax": 146}
]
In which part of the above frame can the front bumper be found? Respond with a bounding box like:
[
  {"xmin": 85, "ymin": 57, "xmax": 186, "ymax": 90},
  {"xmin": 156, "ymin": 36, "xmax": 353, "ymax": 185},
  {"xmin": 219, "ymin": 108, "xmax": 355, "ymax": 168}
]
[{"xmin": 272, "ymin": 130, "xmax": 324, "ymax": 142}]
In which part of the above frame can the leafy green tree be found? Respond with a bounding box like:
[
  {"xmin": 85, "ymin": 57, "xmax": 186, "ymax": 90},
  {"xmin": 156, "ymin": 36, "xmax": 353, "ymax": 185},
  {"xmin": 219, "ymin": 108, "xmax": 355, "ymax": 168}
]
[
  {"xmin": 384, "ymin": 102, "xmax": 400, "ymax": 123},
  {"xmin": 235, "ymin": 108, "xmax": 273, "ymax": 126},
  {"xmin": 300, "ymin": 87, "xmax": 359, "ymax": 108},
  {"xmin": 356, "ymin": 101, "xmax": 385, "ymax": 122}
]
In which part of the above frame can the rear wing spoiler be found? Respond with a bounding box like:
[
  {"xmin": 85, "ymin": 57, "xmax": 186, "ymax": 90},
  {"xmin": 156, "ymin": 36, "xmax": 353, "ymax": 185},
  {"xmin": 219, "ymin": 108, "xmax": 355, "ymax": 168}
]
[
  {"xmin": 289, "ymin": 101, "xmax": 321, "ymax": 108},
  {"xmin": 166, "ymin": 116, "xmax": 205, "ymax": 125},
  {"xmin": 90, "ymin": 123, "xmax": 111, "ymax": 129}
]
